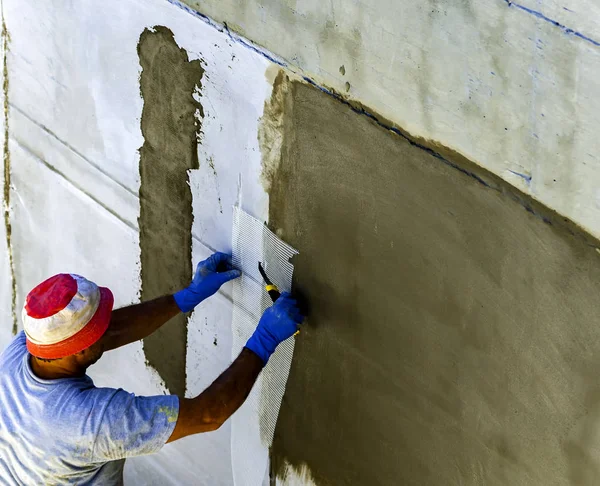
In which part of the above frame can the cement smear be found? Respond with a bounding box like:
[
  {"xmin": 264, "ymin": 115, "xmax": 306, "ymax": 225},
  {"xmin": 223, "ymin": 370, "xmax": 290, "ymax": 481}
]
[
  {"xmin": 1, "ymin": 16, "xmax": 16, "ymax": 335},
  {"xmin": 137, "ymin": 26, "xmax": 203, "ymax": 397},
  {"xmin": 258, "ymin": 70, "xmax": 293, "ymax": 193},
  {"xmin": 269, "ymin": 81, "xmax": 600, "ymax": 485}
]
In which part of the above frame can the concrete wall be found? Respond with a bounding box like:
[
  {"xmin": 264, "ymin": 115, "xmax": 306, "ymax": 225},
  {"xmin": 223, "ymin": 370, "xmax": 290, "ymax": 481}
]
[
  {"xmin": 268, "ymin": 75, "xmax": 600, "ymax": 486},
  {"xmin": 3, "ymin": 0, "xmax": 600, "ymax": 485},
  {"xmin": 182, "ymin": 0, "xmax": 600, "ymax": 240}
]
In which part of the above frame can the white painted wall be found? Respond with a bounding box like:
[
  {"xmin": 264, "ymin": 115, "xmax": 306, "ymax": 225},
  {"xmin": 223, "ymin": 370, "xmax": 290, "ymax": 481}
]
[
  {"xmin": 182, "ymin": 0, "xmax": 600, "ymax": 240},
  {"xmin": 1, "ymin": 0, "xmax": 273, "ymax": 483}
]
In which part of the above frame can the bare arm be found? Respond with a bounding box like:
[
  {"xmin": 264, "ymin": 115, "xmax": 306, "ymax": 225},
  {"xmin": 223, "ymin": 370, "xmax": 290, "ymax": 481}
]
[
  {"xmin": 167, "ymin": 347, "xmax": 263, "ymax": 442},
  {"xmin": 101, "ymin": 295, "xmax": 181, "ymax": 352}
]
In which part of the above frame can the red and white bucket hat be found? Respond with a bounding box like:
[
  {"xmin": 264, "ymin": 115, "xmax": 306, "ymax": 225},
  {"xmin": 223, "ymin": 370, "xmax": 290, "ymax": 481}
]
[{"xmin": 22, "ymin": 274, "xmax": 114, "ymax": 359}]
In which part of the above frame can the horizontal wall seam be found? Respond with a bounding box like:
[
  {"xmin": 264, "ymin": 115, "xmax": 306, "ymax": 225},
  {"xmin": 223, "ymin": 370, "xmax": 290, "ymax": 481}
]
[
  {"xmin": 10, "ymin": 136, "xmax": 139, "ymax": 232},
  {"xmin": 10, "ymin": 133, "xmax": 225, "ymax": 263},
  {"xmin": 9, "ymin": 103, "xmax": 138, "ymax": 198}
]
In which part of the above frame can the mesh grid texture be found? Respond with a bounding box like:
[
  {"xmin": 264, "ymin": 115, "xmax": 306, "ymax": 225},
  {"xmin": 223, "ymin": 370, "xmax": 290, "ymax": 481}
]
[{"xmin": 231, "ymin": 206, "xmax": 298, "ymax": 486}]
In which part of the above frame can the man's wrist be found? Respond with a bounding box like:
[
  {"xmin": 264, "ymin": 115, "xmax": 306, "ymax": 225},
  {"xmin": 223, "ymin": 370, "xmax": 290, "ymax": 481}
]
[
  {"xmin": 243, "ymin": 345, "xmax": 266, "ymax": 365},
  {"xmin": 244, "ymin": 332, "xmax": 274, "ymax": 366},
  {"xmin": 173, "ymin": 288, "xmax": 202, "ymax": 313}
]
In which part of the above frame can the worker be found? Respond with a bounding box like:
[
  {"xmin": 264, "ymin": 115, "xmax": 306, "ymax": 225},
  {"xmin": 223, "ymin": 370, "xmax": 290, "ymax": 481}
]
[{"xmin": 0, "ymin": 252, "xmax": 303, "ymax": 484}]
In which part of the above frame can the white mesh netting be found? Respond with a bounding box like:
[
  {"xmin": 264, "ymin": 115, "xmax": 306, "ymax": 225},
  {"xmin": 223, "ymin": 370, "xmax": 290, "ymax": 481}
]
[{"xmin": 230, "ymin": 206, "xmax": 298, "ymax": 486}]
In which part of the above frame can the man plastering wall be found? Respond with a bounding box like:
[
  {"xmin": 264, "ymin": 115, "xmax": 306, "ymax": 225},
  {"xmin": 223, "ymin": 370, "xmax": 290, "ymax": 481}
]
[{"xmin": 0, "ymin": 253, "xmax": 303, "ymax": 483}]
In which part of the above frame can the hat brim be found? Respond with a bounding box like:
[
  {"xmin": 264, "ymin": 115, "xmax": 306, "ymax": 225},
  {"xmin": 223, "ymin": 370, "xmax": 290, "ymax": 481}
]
[{"xmin": 27, "ymin": 287, "xmax": 114, "ymax": 359}]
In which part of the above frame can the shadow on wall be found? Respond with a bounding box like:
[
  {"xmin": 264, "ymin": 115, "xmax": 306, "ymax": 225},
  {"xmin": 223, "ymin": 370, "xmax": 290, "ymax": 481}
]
[
  {"xmin": 137, "ymin": 26, "xmax": 204, "ymax": 396},
  {"xmin": 267, "ymin": 74, "xmax": 600, "ymax": 486}
]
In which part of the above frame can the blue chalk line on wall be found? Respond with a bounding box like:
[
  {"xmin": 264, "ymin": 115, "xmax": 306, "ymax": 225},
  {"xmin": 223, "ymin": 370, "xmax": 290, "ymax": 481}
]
[
  {"xmin": 164, "ymin": 0, "xmax": 288, "ymax": 67},
  {"xmin": 503, "ymin": 0, "xmax": 600, "ymax": 48}
]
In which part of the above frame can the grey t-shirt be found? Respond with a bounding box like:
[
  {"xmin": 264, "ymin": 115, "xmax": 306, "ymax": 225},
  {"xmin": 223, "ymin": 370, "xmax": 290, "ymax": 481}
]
[{"xmin": 0, "ymin": 332, "xmax": 179, "ymax": 485}]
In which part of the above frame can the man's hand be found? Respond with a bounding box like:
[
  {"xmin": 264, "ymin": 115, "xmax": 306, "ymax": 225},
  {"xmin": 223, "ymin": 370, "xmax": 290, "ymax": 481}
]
[
  {"xmin": 174, "ymin": 252, "xmax": 241, "ymax": 313},
  {"xmin": 245, "ymin": 292, "xmax": 304, "ymax": 364}
]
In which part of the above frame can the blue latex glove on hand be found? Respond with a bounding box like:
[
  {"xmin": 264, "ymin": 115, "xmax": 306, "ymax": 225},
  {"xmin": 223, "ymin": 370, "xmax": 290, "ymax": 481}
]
[
  {"xmin": 174, "ymin": 252, "xmax": 241, "ymax": 312},
  {"xmin": 245, "ymin": 292, "xmax": 304, "ymax": 364}
]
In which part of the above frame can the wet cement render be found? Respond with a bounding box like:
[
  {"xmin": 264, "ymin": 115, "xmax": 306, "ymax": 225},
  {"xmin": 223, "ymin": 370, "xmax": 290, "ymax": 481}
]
[
  {"xmin": 137, "ymin": 26, "xmax": 203, "ymax": 397},
  {"xmin": 268, "ymin": 76, "xmax": 600, "ymax": 485}
]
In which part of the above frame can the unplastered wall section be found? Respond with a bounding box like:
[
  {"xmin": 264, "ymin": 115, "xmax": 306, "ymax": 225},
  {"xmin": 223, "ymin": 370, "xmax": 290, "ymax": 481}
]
[
  {"xmin": 181, "ymin": 0, "xmax": 600, "ymax": 239},
  {"xmin": 2, "ymin": 0, "xmax": 271, "ymax": 483}
]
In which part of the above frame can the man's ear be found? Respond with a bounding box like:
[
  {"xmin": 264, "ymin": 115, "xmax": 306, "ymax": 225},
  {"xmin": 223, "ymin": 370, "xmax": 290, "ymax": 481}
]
[{"xmin": 74, "ymin": 347, "xmax": 93, "ymax": 363}]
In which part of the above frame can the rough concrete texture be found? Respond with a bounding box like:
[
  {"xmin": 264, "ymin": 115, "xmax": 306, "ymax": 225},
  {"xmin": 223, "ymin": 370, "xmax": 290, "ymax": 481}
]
[
  {"xmin": 138, "ymin": 26, "xmax": 203, "ymax": 396},
  {"xmin": 269, "ymin": 79, "xmax": 600, "ymax": 486}
]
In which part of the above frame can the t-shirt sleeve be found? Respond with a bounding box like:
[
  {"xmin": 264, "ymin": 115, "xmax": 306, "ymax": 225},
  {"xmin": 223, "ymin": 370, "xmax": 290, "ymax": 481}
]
[{"xmin": 91, "ymin": 389, "xmax": 179, "ymax": 462}]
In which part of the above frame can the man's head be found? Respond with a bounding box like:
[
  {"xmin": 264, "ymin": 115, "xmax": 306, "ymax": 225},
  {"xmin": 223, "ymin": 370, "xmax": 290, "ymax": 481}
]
[{"xmin": 22, "ymin": 274, "xmax": 114, "ymax": 370}]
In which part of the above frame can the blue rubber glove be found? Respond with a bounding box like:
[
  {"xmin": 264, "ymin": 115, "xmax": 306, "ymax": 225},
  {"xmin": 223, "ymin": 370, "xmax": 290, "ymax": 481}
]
[
  {"xmin": 245, "ymin": 292, "xmax": 304, "ymax": 364},
  {"xmin": 174, "ymin": 252, "xmax": 241, "ymax": 312}
]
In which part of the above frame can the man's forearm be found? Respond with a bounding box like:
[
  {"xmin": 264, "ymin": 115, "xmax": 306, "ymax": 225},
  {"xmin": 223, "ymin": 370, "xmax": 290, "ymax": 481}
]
[
  {"xmin": 199, "ymin": 347, "xmax": 263, "ymax": 422},
  {"xmin": 102, "ymin": 295, "xmax": 181, "ymax": 351},
  {"xmin": 168, "ymin": 348, "xmax": 263, "ymax": 441}
]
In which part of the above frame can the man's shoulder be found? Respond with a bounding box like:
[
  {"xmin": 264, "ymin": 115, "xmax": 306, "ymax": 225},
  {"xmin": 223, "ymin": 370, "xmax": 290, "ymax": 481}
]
[{"xmin": 0, "ymin": 331, "xmax": 26, "ymax": 366}]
